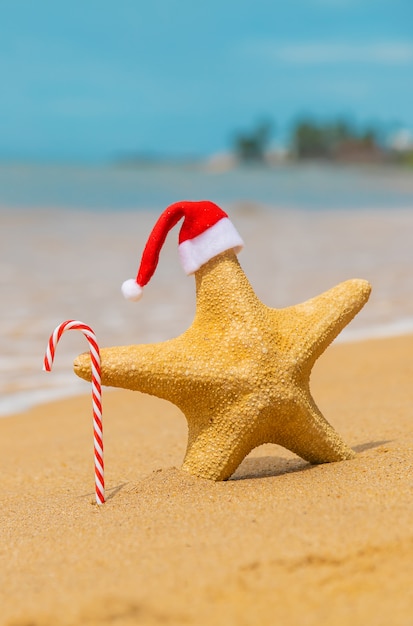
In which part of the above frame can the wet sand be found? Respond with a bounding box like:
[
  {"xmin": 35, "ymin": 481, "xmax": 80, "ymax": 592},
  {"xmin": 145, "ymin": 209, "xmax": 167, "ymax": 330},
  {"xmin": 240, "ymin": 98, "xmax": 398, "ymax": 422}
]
[{"xmin": 1, "ymin": 334, "xmax": 413, "ymax": 625}]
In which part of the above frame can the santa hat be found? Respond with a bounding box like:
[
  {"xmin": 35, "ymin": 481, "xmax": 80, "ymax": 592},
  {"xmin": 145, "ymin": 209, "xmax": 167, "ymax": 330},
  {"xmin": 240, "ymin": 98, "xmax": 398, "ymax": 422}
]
[{"xmin": 121, "ymin": 200, "xmax": 244, "ymax": 301}]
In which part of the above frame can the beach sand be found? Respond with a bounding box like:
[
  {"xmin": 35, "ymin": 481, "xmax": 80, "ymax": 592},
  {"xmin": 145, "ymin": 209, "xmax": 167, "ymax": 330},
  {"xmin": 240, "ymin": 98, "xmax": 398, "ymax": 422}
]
[
  {"xmin": 1, "ymin": 201, "xmax": 413, "ymax": 623},
  {"xmin": 1, "ymin": 334, "xmax": 413, "ymax": 625}
]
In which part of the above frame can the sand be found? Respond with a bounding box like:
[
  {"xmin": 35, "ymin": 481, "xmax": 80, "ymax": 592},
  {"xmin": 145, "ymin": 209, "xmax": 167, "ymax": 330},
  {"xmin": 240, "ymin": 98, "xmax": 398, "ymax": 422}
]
[
  {"xmin": 1, "ymin": 334, "xmax": 413, "ymax": 625},
  {"xmin": 1, "ymin": 201, "xmax": 413, "ymax": 623}
]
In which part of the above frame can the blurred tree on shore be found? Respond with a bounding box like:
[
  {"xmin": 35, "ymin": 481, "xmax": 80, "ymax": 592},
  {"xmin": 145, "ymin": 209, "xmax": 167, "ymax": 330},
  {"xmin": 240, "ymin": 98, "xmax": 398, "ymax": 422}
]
[
  {"xmin": 229, "ymin": 116, "xmax": 401, "ymax": 165},
  {"xmin": 292, "ymin": 119, "xmax": 350, "ymax": 158},
  {"xmin": 232, "ymin": 120, "xmax": 273, "ymax": 163},
  {"xmin": 292, "ymin": 118, "xmax": 383, "ymax": 161}
]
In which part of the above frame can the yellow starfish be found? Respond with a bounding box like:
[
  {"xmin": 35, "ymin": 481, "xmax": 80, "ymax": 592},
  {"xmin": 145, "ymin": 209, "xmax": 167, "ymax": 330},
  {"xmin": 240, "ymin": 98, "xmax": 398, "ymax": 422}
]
[{"xmin": 74, "ymin": 249, "xmax": 371, "ymax": 481}]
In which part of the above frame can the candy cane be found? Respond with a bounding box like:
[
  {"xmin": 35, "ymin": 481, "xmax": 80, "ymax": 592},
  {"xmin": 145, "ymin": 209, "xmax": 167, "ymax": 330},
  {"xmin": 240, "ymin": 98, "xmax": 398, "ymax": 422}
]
[{"xmin": 43, "ymin": 320, "xmax": 105, "ymax": 505}]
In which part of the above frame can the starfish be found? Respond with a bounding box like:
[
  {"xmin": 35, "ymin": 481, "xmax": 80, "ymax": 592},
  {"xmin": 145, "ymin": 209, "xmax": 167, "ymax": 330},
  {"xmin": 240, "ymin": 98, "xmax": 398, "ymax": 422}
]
[{"xmin": 74, "ymin": 250, "xmax": 371, "ymax": 481}]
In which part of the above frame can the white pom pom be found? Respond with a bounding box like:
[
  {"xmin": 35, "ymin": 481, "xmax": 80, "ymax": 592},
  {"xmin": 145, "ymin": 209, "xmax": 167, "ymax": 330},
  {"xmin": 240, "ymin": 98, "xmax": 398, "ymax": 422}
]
[{"xmin": 121, "ymin": 279, "xmax": 143, "ymax": 301}]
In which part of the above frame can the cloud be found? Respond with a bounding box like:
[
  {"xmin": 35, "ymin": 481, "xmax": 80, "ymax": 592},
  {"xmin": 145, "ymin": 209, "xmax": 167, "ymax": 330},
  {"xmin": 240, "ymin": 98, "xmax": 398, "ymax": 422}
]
[{"xmin": 245, "ymin": 40, "xmax": 413, "ymax": 65}]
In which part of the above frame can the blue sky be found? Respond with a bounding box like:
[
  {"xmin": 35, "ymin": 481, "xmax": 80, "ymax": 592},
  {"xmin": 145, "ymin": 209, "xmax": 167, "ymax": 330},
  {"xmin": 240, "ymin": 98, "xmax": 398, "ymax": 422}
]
[{"xmin": 1, "ymin": 0, "xmax": 412, "ymax": 162}]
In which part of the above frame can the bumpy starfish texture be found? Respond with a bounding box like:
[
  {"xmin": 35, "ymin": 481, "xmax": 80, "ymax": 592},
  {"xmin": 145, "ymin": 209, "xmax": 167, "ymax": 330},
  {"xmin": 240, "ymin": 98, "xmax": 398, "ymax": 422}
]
[{"xmin": 74, "ymin": 250, "xmax": 371, "ymax": 481}]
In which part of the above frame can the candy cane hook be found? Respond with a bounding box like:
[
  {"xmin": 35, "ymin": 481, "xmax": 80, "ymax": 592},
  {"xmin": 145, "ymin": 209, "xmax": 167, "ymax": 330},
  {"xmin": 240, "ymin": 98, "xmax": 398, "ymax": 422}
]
[{"xmin": 43, "ymin": 320, "xmax": 105, "ymax": 505}]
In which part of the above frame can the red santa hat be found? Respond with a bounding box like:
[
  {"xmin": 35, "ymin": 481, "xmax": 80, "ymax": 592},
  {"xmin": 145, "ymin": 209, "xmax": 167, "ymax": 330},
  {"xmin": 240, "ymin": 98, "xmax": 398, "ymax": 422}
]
[{"xmin": 121, "ymin": 200, "xmax": 244, "ymax": 301}]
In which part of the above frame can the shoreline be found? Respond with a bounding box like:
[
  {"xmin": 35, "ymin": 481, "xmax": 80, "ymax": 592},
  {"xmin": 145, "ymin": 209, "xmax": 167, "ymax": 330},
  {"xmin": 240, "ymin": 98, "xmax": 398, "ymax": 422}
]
[{"xmin": 2, "ymin": 320, "xmax": 413, "ymax": 419}]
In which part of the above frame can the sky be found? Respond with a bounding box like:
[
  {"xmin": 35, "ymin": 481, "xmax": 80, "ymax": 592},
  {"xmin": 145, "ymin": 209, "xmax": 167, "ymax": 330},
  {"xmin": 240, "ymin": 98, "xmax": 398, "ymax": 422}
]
[{"xmin": 1, "ymin": 0, "xmax": 412, "ymax": 162}]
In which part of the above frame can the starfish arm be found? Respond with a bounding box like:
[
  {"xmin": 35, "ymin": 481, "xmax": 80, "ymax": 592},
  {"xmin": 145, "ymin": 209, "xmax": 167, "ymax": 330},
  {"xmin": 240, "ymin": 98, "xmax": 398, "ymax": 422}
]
[
  {"xmin": 181, "ymin": 395, "xmax": 264, "ymax": 481},
  {"xmin": 73, "ymin": 338, "xmax": 193, "ymax": 404},
  {"xmin": 193, "ymin": 250, "xmax": 262, "ymax": 329},
  {"xmin": 275, "ymin": 279, "xmax": 371, "ymax": 368},
  {"xmin": 267, "ymin": 391, "xmax": 355, "ymax": 464}
]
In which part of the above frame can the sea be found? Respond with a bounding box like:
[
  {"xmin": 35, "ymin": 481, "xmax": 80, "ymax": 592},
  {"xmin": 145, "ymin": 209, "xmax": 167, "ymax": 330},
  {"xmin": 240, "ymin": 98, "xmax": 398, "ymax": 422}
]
[
  {"xmin": 1, "ymin": 160, "xmax": 413, "ymax": 417},
  {"xmin": 1, "ymin": 160, "xmax": 413, "ymax": 211}
]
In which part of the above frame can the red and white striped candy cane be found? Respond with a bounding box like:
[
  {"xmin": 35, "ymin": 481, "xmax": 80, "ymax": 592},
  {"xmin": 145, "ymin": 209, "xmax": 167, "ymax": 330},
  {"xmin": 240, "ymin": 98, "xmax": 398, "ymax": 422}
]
[{"xmin": 43, "ymin": 320, "xmax": 105, "ymax": 505}]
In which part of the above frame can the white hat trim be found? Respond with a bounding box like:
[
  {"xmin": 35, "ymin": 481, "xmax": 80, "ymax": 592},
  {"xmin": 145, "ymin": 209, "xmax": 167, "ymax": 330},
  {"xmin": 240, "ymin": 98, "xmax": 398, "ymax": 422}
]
[{"xmin": 178, "ymin": 217, "xmax": 244, "ymax": 275}]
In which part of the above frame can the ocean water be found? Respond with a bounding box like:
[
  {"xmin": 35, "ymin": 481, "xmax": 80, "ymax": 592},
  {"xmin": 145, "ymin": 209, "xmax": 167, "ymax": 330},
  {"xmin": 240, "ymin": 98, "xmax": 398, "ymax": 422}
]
[
  {"xmin": 1, "ymin": 161, "xmax": 413, "ymax": 211},
  {"xmin": 1, "ymin": 161, "xmax": 413, "ymax": 417}
]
